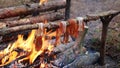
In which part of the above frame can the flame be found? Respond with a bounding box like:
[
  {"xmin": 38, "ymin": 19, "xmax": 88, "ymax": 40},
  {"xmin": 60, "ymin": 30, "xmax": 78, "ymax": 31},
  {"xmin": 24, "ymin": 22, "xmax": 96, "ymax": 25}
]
[
  {"xmin": 39, "ymin": 0, "xmax": 48, "ymax": 5},
  {"xmin": 40, "ymin": 63, "xmax": 46, "ymax": 68},
  {"xmin": 1, "ymin": 51, "xmax": 18, "ymax": 65},
  {"xmin": 0, "ymin": 28, "xmax": 54, "ymax": 66},
  {"xmin": 0, "ymin": 19, "xmax": 82, "ymax": 67}
]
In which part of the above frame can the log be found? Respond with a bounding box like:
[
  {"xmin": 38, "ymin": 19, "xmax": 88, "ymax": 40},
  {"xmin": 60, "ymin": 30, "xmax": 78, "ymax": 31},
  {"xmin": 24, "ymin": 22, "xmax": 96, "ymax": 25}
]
[
  {"xmin": 0, "ymin": 0, "xmax": 66, "ymax": 19},
  {"xmin": 85, "ymin": 10, "xmax": 120, "ymax": 22},
  {"xmin": 53, "ymin": 51, "xmax": 100, "ymax": 68},
  {"xmin": 0, "ymin": 22, "xmax": 55, "ymax": 36},
  {"xmin": 63, "ymin": 52, "xmax": 100, "ymax": 68},
  {"xmin": 0, "ymin": 10, "xmax": 120, "ymax": 36},
  {"xmin": 0, "ymin": 12, "xmax": 64, "ymax": 42},
  {"xmin": 3, "ymin": 12, "xmax": 64, "ymax": 27},
  {"xmin": 87, "ymin": 10, "xmax": 120, "ymax": 17},
  {"xmin": 52, "ymin": 26, "xmax": 89, "ymax": 67},
  {"xmin": 53, "ymin": 41, "xmax": 75, "ymax": 53},
  {"xmin": 52, "ymin": 47, "xmax": 77, "ymax": 67},
  {"xmin": 0, "ymin": 18, "xmax": 68, "ymax": 36}
]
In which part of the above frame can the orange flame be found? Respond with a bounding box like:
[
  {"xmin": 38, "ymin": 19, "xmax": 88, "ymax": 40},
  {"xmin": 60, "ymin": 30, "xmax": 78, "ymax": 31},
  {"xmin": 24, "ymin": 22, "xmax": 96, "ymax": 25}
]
[
  {"xmin": 39, "ymin": 0, "xmax": 48, "ymax": 5},
  {"xmin": 0, "ymin": 28, "xmax": 54, "ymax": 66},
  {"xmin": 0, "ymin": 19, "xmax": 82, "ymax": 67}
]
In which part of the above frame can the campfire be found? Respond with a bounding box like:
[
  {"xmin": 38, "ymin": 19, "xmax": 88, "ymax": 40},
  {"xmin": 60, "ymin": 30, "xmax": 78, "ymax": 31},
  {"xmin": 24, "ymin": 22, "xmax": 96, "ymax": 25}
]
[
  {"xmin": 1, "ymin": 0, "xmax": 116, "ymax": 68},
  {"xmin": 0, "ymin": 29, "xmax": 54, "ymax": 67},
  {"xmin": 0, "ymin": 16, "xmax": 88, "ymax": 67}
]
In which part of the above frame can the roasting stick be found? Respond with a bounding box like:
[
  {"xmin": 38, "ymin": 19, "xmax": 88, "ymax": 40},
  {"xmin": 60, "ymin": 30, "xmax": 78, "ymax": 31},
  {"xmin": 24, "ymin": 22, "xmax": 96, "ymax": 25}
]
[{"xmin": 0, "ymin": 18, "xmax": 84, "ymax": 36}]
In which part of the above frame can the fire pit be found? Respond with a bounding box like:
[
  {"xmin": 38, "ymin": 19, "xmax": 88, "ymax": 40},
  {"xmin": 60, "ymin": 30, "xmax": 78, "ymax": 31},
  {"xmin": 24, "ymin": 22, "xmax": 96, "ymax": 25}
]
[
  {"xmin": 2, "ymin": 0, "xmax": 120, "ymax": 68},
  {"xmin": 0, "ymin": 21, "xmax": 99, "ymax": 68},
  {"xmin": 0, "ymin": 17, "xmax": 100, "ymax": 68}
]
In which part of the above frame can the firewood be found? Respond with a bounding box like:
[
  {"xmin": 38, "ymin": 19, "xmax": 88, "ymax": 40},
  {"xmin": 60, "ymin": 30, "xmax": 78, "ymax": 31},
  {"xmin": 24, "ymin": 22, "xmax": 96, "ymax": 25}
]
[
  {"xmin": 52, "ymin": 47, "xmax": 77, "ymax": 67},
  {"xmin": 53, "ymin": 41, "xmax": 75, "ymax": 53},
  {"xmin": 63, "ymin": 52, "xmax": 100, "ymax": 68},
  {"xmin": 85, "ymin": 10, "xmax": 120, "ymax": 22},
  {"xmin": 0, "ymin": 19, "xmax": 69, "ymax": 36},
  {"xmin": 0, "ymin": 10, "xmax": 119, "ymax": 36},
  {"xmin": 0, "ymin": 0, "xmax": 66, "ymax": 19},
  {"xmin": 3, "ymin": 12, "xmax": 64, "ymax": 27}
]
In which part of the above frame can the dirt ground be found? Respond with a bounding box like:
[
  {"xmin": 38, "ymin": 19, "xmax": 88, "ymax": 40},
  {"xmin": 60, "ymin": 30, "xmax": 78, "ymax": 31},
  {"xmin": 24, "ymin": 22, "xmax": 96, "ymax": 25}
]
[{"xmin": 0, "ymin": 0, "xmax": 120, "ymax": 67}]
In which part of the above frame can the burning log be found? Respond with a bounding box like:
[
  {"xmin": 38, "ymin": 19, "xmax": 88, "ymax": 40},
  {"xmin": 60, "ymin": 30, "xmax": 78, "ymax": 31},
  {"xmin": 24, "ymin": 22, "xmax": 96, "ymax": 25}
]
[
  {"xmin": 2, "ymin": 12, "xmax": 64, "ymax": 27},
  {"xmin": 0, "ymin": 51, "xmax": 24, "ymax": 67},
  {"xmin": 0, "ymin": 0, "xmax": 66, "ymax": 19}
]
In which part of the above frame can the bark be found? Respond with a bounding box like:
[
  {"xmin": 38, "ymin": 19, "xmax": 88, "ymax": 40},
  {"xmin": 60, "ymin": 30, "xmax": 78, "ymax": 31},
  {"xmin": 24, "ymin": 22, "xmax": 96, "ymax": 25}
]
[
  {"xmin": 0, "ymin": 18, "xmax": 69, "ymax": 36},
  {"xmin": 3, "ymin": 12, "xmax": 64, "ymax": 27},
  {"xmin": 0, "ymin": 0, "xmax": 66, "ymax": 19},
  {"xmin": 53, "ymin": 41, "xmax": 75, "ymax": 53},
  {"xmin": 0, "ymin": 10, "xmax": 120, "ymax": 36},
  {"xmin": 84, "ymin": 10, "xmax": 120, "ymax": 22},
  {"xmin": 63, "ymin": 52, "xmax": 100, "ymax": 68},
  {"xmin": 52, "ymin": 47, "xmax": 77, "ymax": 67}
]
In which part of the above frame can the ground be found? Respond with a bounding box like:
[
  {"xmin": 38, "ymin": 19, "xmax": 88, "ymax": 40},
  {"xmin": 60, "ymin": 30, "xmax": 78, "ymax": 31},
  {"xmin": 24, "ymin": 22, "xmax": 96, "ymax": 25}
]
[{"xmin": 0, "ymin": 0, "xmax": 120, "ymax": 67}]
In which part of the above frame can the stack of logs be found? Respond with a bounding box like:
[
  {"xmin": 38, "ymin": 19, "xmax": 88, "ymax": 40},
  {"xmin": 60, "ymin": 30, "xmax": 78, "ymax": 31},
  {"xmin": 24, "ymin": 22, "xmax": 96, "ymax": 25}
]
[{"xmin": 0, "ymin": 0, "xmax": 67, "ymax": 43}]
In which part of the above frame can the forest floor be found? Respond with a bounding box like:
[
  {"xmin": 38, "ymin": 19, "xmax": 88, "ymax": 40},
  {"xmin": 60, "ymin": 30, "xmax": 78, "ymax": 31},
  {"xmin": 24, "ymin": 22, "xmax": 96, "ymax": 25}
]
[{"xmin": 0, "ymin": 0, "xmax": 120, "ymax": 68}]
